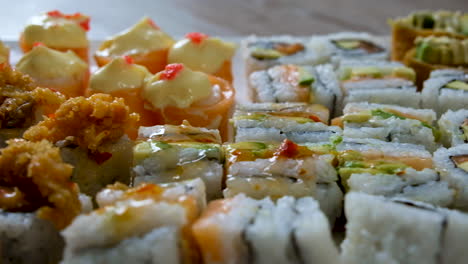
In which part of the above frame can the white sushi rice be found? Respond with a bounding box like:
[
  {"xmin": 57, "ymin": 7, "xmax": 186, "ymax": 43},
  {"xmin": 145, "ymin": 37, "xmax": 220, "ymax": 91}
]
[
  {"xmin": 422, "ymin": 70, "xmax": 468, "ymax": 116},
  {"xmin": 438, "ymin": 109, "xmax": 468, "ymax": 147},
  {"xmin": 341, "ymin": 87, "xmax": 421, "ymax": 112},
  {"xmin": 0, "ymin": 211, "xmax": 64, "ymax": 264},
  {"xmin": 341, "ymin": 192, "xmax": 468, "ymax": 264},
  {"xmin": 434, "ymin": 145, "xmax": 468, "ymax": 211},
  {"xmin": 337, "ymin": 138, "xmax": 432, "ymax": 158}
]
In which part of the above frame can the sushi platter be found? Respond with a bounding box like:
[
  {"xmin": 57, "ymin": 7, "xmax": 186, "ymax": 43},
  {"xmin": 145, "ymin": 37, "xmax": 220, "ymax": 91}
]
[{"xmin": 0, "ymin": 9, "xmax": 467, "ymax": 264}]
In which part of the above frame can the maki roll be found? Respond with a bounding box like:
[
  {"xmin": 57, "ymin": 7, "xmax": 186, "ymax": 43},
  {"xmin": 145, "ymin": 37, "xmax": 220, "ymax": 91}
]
[
  {"xmin": 0, "ymin": 40, "xmax": 10, "ymax": 67},
  {"xmin": 404, "ymin": 36, "xmax": 468, "ymax": 87},
  {"xmin": 241, "ymin": 35, "xmax": 331, "ymax": 77},
  {"xmin": 0, "ymin": 139, "xmax": 82, "ymax": 264},
  {"xmin": 248, "ymin": 64, "xmax": 341, "ymax": 116},
  {"xmin": 336, "ymin": 138, "xmax": 454, "ymax": 207},
  {"xmin": 95, "ymin": 17, "xmax": 174, "ymax": 73},
  {"xmin": 62, "ymin": 182, "xmax": 204, "ymax": 264},
  {"xmin": 168, "ymin": 32, "xmax": 236, "ymax": 82},
  {"xmin": 337, "ymin": 60, "xmax": 419, "ymax": 113},
  {"xmin": 232, "ymin": 103, "xmax": 342, "ymax": 143},
  {"xmin": 341, "ymin": 192, "xmax": 468, "ymax": 264},
  {"xmin": 223, "ymin": 139, "xmax": 342, "ymax": 222},
  {"xmin": 390, "ymin": 10, "xmax": 468, "ymax": 61},
  {"xmin": 16, "ymin": 43, "xmax": 89, "ymax": 98},
  {"xmin": 332, "ymin": 102, "xmax": 439, "ymax": 152},
  {"xmin": 193, "ymin": 194, "xmax": 340, "ymax": 264},
  {"xmin": 132, "ymin": 123, "xmax": 224, "ymax": 200},
  {"xmin": 20, "ymin": 10, "xmax": 90, "ymax": 62},
  {"xmin": 0, "ymin": 66, "xmax": 65, "ymax": 147},
  {"xmin": 422, "ymin": 69, "xmax": 468, "ymax": 116},
  {"xmin": 317, "ymin": 31, "xmax": 390, "ymax": 63},
  {"xmin": 438, "ymin": 109, "xmax": 468, "ymax": 147},
  {"xmin": 23, "ymin": 94, "xmax": 139, "ymax": 197},
  {"xmin": 434, "ymin": 144, "xmax": 468, "ymax": 211}
]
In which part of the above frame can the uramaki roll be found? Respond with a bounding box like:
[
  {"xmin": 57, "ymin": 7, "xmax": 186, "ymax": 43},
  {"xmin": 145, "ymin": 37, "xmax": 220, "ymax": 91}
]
[
  {"xmin": 20, "ymin": 10, "xmax": 90, "ymax": 62},
  {"xmin": 390, "ymin": 10, "xmax": 468, "ymax": 61},
  {"xmin": 95, "ymin": 17, "xmax": 174, "ymax": 74},
  {"xmin": 17, "ymin": 43, "xmax": 89, "ymax": 98},
  {"xmin": 168, "ymin": 32, "xmax": 236, "ymax": 82}
]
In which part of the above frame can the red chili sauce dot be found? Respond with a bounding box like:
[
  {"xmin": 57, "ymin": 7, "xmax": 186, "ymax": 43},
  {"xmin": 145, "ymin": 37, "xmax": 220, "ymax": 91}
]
[{"xmin": 160, "ymin": 63, "xmax": 184, "ymax": 80}]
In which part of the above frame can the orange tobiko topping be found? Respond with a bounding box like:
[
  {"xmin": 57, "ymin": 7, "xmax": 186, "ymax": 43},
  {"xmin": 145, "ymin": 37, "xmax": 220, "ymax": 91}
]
[
  {"xmin": 160, "ymin": 63, "xmax": 184, "ymax": 80},
  {"xmin": 185, "ymin": 32, "xmax": 209, "ymax": 44}
]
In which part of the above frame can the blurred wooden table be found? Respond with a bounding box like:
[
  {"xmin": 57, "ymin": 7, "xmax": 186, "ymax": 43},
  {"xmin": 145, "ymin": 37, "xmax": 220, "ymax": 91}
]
[{"xmin": 0, "ymin": 0, "xmax": 465, "ymax": 39}]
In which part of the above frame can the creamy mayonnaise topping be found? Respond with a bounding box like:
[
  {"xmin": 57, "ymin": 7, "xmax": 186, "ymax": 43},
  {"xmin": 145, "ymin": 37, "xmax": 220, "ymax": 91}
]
[
  {"xmin": 97, "ymin": 17, "xmax": 174, "ymax": 57},
  {"xmin": 22, "ymin": 12, "xmax": 89, "ymax": 48},
  {"xmin": 90, "ymin": 57, "xmax": 151, "ymax": 93},
  {"xmin": 16, "ymin": 45, "xmax": 88, "ymax": 79},
  {"xmin": 0, "ymin": 41, "xmax": 9, "ymax": 64},
  {"xmin": 143, "ymin": 64, "xmax": 213, "ymax": 109},
  {"xmin": 168, "ymin": 35, "xmax": 236, "ymax": 74}
]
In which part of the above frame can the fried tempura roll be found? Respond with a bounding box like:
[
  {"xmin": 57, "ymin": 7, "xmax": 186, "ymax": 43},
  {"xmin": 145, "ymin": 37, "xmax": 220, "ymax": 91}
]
[
  {"xmin": 23, "ymin": 94, "xmax": 139, "ymax": 197},
  {"xmin": 62, "ymin": 182, "xmax": 203, "ymax": 264},
  {"xmin": 168, "ymin": 32, "xmax": 236, "ymax": 82},
  {"xmin": 17, "ymin": 44, "xmax": 89, "ymax": 98},
  {"xmin": 0, "ymin": 139, "xmax": 81, "ymax": 264},
  {"xmin": 0, "ymin": 66, "xmax": 65, "ymax": 147},
  {"xmin": 95, "ymin": 17, "xmax": 174, "ymax": 73},
  {"xmin": 0, "ymin": 40, "xmax": 10, "ymax": 67},
  {"xmin": 20, "ymin": 10, "xmax": 90, "ymax": 62}
]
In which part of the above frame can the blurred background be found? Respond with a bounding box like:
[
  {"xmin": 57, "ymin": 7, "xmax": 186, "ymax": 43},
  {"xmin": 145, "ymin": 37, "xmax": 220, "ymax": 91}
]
[{"xmin": 0, "ymin": 0, "xmax": 465, "ymax": 39}]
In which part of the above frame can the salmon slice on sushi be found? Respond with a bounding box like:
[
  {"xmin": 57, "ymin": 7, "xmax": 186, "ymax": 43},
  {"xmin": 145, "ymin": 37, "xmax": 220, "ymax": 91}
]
[
  {"xmin": 168, "ymin": 32, "xmax": 236, "ymax": 82},
  {"xmin": 193, "ymin": 194, "xmax": 340, "ymax": 264},
  {"xmin": 95, "ymin": 17, "xmax": 174, "ymax": 74},
  {"xmin": 20, "ymin": 10, "xmax": 90, "ymax": 62},
  {"xmin": 16, "ymin": 43, "xmax": 89, "ymax": 98},
  {"xmin": 133, "ymin": 123, "xmax": 224, "ymax": 200},
  {"xmin": 23, "ymin": 94, "xmax": 139, "ymax": 197}
]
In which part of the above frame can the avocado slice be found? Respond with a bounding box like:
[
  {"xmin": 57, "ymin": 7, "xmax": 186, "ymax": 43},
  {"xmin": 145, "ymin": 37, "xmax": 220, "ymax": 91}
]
[
  {"xmin": 415, "ymin": 41, "xmax": 440, "ymax": 64},
  {"xmin": 230, "ymin": 142, "xmax": 268, "ymax": 150},
  {"xmin": 461, "ymin": 14, "xmax": 468, "ymax": 35},
  {"xmin": 445, "ymin": 80, "xmax": 468, "ymax": 91},
  {"xmin": 371, "ymin": 109, "xmax": 406, "ymax": 120},
  {"xmin": 298, "ymin": 67, "xmax": 315, "ymax": 86},
  {"xmin": 343, "ymin": 112, "xmax": 372, "ymax": 123},
  {"xmin": 334, "ymin": 39, "xmax": 360, "ymax": 50},
  {"xmin": 251, "ymin": 48, "xmax": 283, "ymax": 60},
  {"xmin": 461, "ymin": 121, "xmax": 468, "ymax": 141},
  {"xmin": 392, "ymin": 67, "xmax": 416, "ymax": 82},
  {"xmin": 451, "ymin": 155, "xmax": 468, "ymax": 172},
  {"xmin": 351, "ymin": 67, "xmax": 383, "ymax": 79},
  {"xmin": 458, "ymin": 162, "xmax": 468, "ymax": 172}
]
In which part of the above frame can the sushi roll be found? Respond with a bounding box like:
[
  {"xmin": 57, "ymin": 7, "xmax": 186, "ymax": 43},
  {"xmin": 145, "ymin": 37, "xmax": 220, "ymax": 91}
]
[
  {"xmin": 248, "ymin": 64, "xmax": 342, "ymax": 115},
  {"xmin": 223, "ymin": 139, "xmax": 342, "ymax": 222},
  {"xmin": 336, "ymin": 138, "xmax": 454, "ymax": 207},
  {"xmin": 0, "ymin": 139, "xmax": 81, "ymax": 264},
  {"xmin": 332, "ymin": 102, "xmax": 439, "ymax": 152},
  {"xmin": 142, "ymin": 63, "xmax": 235, "ymax": 140},
  {"xmin": 241, "ymin": 35, "xmax": 332, "ymax": 77},
  {"xmin": 16, "ymin": 43, "xmax": 89, "ymax": 98},
  {"xmin": 390, "ymin": 10, "xmax": 468, "ymax": 62},
  {"xmin": 316, "ymin": 31, "xmax": 390, "ymax": 63},
  {"xmin": 438, "ymin": 109, "xmax": 468, "ymax": 147},
  {"xmin": 232, "ymin": 103, "xmax": 343, "ymax": 143},
  {"xmin": 87, "ymin": 56, "xmax": 152, "ymax": 138},
  {"xmin": 341, "ymin": 192, "xmax": 468, "ymax": 264},
  {"xmin": 422, "ymin": 69, "xmax": 468, "ymax": 116},
  {"xmin": 434, "ymin": 144, "xmax": 468, "ymax": 210},
  {"xmin": 0, "ymin": 40, "xmax": 10, "ymax": 67},
  {"xmin": 62, "ymin": 182, "xmax": 204, "ymax": 264},
  {"xmin": 0, "ymin": 66, "xmax": 65, "ymax": 147},
  {"xmin": 133, "ymin": 123, "xmax": 224, "ymax": 200},
  {"xmin": 23, "ymin": 94, "xmax": 139, "ymax": 197},
  {"xmin": 336, "ymin": 60, "xmax": 419, "ymax": 112},
  {"xmin": 404, "ymin": 36, "xmax": 468, "ymax": 87},
  {"xmin": 20, "ymin": 10, "xmax": 90, "ymax": 62},
  {"xmin": 168, "ymin": 32, "xmax": 236, "ymax": 82},
  {"xmin": 193, "ymin": 194, "xmax": 340, "ymax": 264},
  {"xmin": 95, "ymin": 17, "xmax": 174, "ymax": 74}
]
